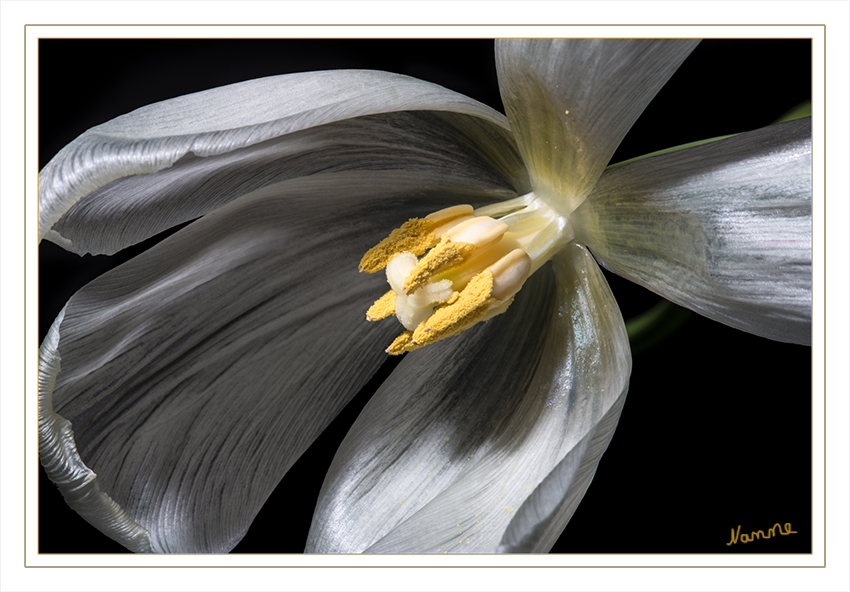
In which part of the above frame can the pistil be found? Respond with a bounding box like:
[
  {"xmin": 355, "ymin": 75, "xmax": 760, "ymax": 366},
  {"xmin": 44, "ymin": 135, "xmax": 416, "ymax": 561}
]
[{"xmin": 361, "ymin": 194, "xmax": 571, "ymax": 354}]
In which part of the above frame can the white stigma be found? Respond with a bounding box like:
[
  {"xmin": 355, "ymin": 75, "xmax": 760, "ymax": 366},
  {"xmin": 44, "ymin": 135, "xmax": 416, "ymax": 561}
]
[{"xmin": 386, "ymin": 253, "xmax": 453, "ymax": 330}]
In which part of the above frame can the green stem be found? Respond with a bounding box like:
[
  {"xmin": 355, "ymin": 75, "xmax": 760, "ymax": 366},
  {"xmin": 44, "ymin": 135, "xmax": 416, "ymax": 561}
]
[{"xmin": 625, "ymin": 300, "xmax": 692, "ymax": 355}]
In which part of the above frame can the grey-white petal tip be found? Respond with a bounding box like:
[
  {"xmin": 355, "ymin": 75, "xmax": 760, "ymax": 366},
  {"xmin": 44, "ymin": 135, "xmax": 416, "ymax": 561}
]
[{"xmin": 38, "ymin": 307, "xmax": 155, "ymax": 553}]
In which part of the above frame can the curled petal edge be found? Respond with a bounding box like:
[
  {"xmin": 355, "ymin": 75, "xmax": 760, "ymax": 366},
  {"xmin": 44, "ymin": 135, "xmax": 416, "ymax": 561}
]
[
  {"xmin": 39, "ymin": 70, "xmax": 511, "ymax": 247},
  {"xmin": 38, "ymin": 307, "xmax": 154, "ymax": 553}
]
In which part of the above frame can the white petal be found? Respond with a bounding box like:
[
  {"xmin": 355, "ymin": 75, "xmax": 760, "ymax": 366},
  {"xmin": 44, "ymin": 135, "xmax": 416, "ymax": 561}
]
[
  {"xmin": 572, "ymin": 118, "xmax": 812, "ymax": 345},
  {"xmin": 39, "ymin": 171, "xmax": 504, "ymax": 553},
  {"xmin": 306, "ymin": 244, "xmax": 631, "ymax": 553},
  {"xmin": 39, "ymin": 306, "xmax": 155, "ymax": 552},
  {"xmin": 40, "ymin": 70, "xmax": 523, "ymax": 255},
  {"xmin": 495, "ymin": 39, "xmax": 699, "ymax": 213}
]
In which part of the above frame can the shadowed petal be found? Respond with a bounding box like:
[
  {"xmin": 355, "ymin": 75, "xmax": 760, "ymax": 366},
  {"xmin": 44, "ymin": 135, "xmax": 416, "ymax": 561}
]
[
  {"xmin": 495, "ymin": 39, "xmax": 699, "ymax": 213},
  {"xmin": 306, "ymin": 243, "xmax": 631, "ymax": 553},
  {"xmin": 572, "ymin": 118, "xmax": 812, "ymax": 345},
  {"xmin": 39, "ymin": 306, "xmax": 155, "ymax": 553},
  {"xmin": 40, "ymin": 70, "xmax": 522, "ymax": 255},
  {"xmin": 38, "ymin": 171, "xmax": 509, "ymax": 553}
]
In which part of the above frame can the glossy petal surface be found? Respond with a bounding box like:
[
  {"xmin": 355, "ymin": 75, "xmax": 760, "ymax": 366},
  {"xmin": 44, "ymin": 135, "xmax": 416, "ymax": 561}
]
[
  {"xmin": 40, "ymin": 70, "xmax": 521, "ymax": 255},
  {"xmin": 495, "ymin": 39, "xmax": 699, "ymax": 213},
  {"xmin": 306, "ymin": 244, "xmax": 631, "ymax": 553},
  {"xmin": 38, "ymin": 171, "xmax": 513, "ymax": 553},
  {"xmin": 573, "ymin": 118, "xmax": 812, "ymax": 344}
]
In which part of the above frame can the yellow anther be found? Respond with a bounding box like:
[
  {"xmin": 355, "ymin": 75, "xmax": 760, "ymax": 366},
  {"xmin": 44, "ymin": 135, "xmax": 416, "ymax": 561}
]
[
  {"xmin": 385, "ymin": 272, "xmax": 505, "ymax": 356},
  {"xmin": 366, "ymin": 290, "xmax": 396, "ymax": 321},
  {"xmin": 409, "ymin": 270, "xmax": 501, "ymax": 350},
  {"xmin": 362, "ymin": 197, "xmax": 564, "ymax": 355},
  {"xmin": 400, "ymin": 218, "xmax": 511, "ymax": 294},
  {"xmin": 402, "ymin": 237, "xmax": 476, "ymax": 295},
  {"xmin": 386, "ymin": 330, "xmax": 416, "ymax": 355},
  {"xmin": 385, "ymin": 249, "xmax": 529, "ymax": 353},
  {"xmin": 359, "ymin": 205, "xmax": 474, "ymax": 274},
  {"xmin": 359, "ymin": 219, "xmax": 436, "ymax": 274}
]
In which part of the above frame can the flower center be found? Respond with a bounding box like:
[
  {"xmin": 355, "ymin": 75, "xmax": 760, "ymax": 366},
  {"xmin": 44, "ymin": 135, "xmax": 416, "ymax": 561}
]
[{"xmin": 360, "ymin": 194, "xmax": 573, "ymax": 354}]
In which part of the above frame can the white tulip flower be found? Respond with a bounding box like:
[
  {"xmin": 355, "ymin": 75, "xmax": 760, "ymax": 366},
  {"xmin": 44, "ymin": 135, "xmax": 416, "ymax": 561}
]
[{"xmin": 38, "ymin": 39, "xmax": 811, "ymax": 554}]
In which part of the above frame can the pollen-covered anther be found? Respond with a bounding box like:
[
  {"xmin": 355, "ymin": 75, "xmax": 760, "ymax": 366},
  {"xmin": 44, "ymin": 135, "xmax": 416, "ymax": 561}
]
[
  {"xmin": 366, "ymin": 290, "xmax": 396, "ymax": 321},
  {"xmin": 386, "ymin": 330, "xmax": 416, "ymax": 355},
  {"xmin": 401, "ymin": 237, "xmax": 475, "ymax": 295},
  {"xmin": 358, "ymin": 205, "xmax": 474, "ymax": 274},
  {"xmin": 402, "ymin": 216, "xmax": 510, "ymax": 294},
  {"xmin": 390, "ymin": 248, "xmax": 532, "ymax": 353},
  {"xmin": 358, "ymin": 219, "xmax": 435, "ymax": 274},
  {"xmin": 364, "ymin": 194, "xmax": 571, "ymax": 355},
  {"xmin": 408, "ymin": 270, "xmax": 499, "ymax": 350},
  {"xmin": 385, "ymin": 254, "xmax": 454, "ymax": 330}
]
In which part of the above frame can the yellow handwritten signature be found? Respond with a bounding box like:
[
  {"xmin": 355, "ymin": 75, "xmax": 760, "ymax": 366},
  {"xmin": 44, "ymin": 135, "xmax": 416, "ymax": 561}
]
[{"xmin": 727, "ymin": 523, "xmax": 797, "ymax": 545}]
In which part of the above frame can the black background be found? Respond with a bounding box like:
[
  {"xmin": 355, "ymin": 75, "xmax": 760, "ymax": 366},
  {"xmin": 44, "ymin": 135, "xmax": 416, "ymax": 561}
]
[{"xmin": 38, "ymin": 38, "xmax": 812, "ymax": 555}]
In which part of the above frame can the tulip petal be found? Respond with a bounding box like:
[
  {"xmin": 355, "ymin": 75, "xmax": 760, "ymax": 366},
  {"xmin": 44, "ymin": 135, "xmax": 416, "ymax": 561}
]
[
  {"xmin": 39, "ymin": 306, "xmax": 156, "ymax": 552},
  {"xmin": 39, "ymin": 171, "xmax": 508, "ymax": 553},
  {"xmin": 306, "ymin": 243, "xmax": 631, "ymax": 553},
  {"xmin": 495, "ymin": 39, "xmax": 699, "ymax": 213},
  {"xmin": 40, "ymin": 70, "xmax": 525, "ymax": 255},
  {"xmin": 572, "ymin": 118, "xmax": 812, "ymax": 345}
]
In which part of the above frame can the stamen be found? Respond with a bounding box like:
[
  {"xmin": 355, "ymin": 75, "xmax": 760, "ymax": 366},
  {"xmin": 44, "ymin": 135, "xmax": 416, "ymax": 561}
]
[
  {"xmin": 359, "ymin": 218, "xmax": 435, "ymax": 274},
  {"xmin": 359, "ymin": 205, "xmax": 473, "ymax": 273},
  {"xmin": 409, "ymin": 270, "xmax": 499, "ymax": 350},
  {"xmin": 425, "ymin": 204, "xmax": 474, "ymax": 223},
  {"xmin": 386, "ymin": 331, "xmax": 416, "ymax": 355},
  {"xmin": 366, "ymin": 290, "xmax": 396, "ymax": 321},
  {"xmin": 445, "ymin": 216, "xmax": 509, "ymax": 247},
  {"xmin": 402, "ymin": 217, "xmax": 510, "ymax": 294},
  {"xmin": 488, "ymin": 248, "xmax": 532, "ymax": 300},
  {"xmin": 361, "ymin": 195, "xmax": 568, "ymax": 354},
  {"xmin": 402, "ymin": 237, "xmax": 476, "ymax": 295}
]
